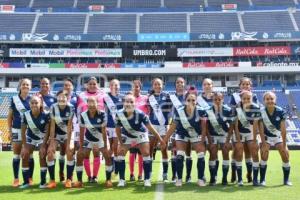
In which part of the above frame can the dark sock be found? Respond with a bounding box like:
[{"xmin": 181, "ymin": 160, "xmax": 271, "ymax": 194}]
[
  {"xmin": 186, "ymin": 157, "xmax": 193, "ymax": 179},
  {"xmin": 119, "ymin": 159, "xmax": 126, "ymax": 180},
  {"xmin": 283, "ymin": 165, "xmax": 291, "ymax": 183},
  {"xmin": 215, "ymin": 160, "xmax": 219, "ymax": 177},
  {"xmin": 197, "ymin": 157, "xmax": 205, "ymax": 180},
  {"xmin": 59, "ymin": 157, "xmax": 65, "ymax": 174},
  {"xmin": 105, "ymin": 166, "xmax": 112, "ymax": 181},
  {"xmin": 222, "ymin": 163, "xmax": 229, "ymax": 182},
  {"xmin": 162, "ymin": 160, "xmax": 168, "ymax": 175},
  {"xmin": 246, "ymin": 160, "xmax": 252, "ymax": 176},
  {"xmin": 209, "ymin": 162, "xmax": 216, "ymax": 183},
  {"xmin": 143, "ymin": 158, "xmax": 152, "ymax": 180},
  {"xmin": 76, "ymin": 167, "xmax": 83, "ymax": 182},
  {"xmin": 47, "ymin": 161, "xmax": 55, "ymax": 181},
  {"xmin": 176, "ymin": 155, "xmax": 184, "ymax": 180},
  {"xmin": 237, "ymin": 165, "xmax": 243, "ymax": 182},
  {"xmin": 171, "ymin": 157, "xmax": 177, "ymax": 178},
  {"xmin": 67, "ymin": 161, "xmax": 75, "ymax": 180},
  {"xmin": 40, "ymin": 168, "xmax": 47, "ymax": 185},
  {"xmin": 13, "ymin": 157, "xmax": 20, "ymax": 179},
  {"xmin": 29, "ymin": 157, "xmax": 34, "ymax": 178},
  {"xmin": 22, "ymin": 168, "xmax": 29, "ymax": 184},
  {"xmin": 260, "ymin": 164, "xmax": 267, "ymax": 183}
]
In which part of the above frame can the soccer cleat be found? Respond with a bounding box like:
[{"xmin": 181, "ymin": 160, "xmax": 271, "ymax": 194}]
[
  {"xmin": 247, "ymin": 173, "xmax": 253, "ymax": 183},
  {"xmin": 105, "ymin": 180, "xmax": 113, "ymax": 188},
  {"xmin": 60, "ymin": 172, "xmax": 65, "ymax": 182},
  {"xmin": 260, "ymin": 181, "xmax": 266, "ymax": 187},
  {"xmin": 39, "ymin": 183, "xmax": 47, "ymax": 189},
  {"xmin": 284, "ymin": 181, "xmax": 293, "ymax": 186},
  {"xmin": 73, "ymin": 181, "xmax": 84, "ymax": 188},
  {"xmin": 163, "ymin": 174, "xmax": 168, "ymax": 183},
  {"xmin": 209, "ymin": 180, "xmax": 216, "ymax": 186},
  {"xmin": 171, "ymin": 176, "xmax": 177, "ymax": 183},
  {"xmin": 91, "ymin": 176, "xmax": 98, "ymax": 183},
  {"xmin": 222, "ymin": 179, "xmax": 228, "ymax": 186},
  {"xmin": 88, "ymin": 176, "xmax": 93, "ymax": 183},
  {"xmin": 65, "ymin": 179, "xmax": 72, "ymax": 188},
  {"xmin": 130, "ymin": 174, "xmax": 135, "ymax": 182},
  {"xmin": 19, "ymin": 183, "xmax": 30, "ymax": 189},
  {"xmin": 237, "ymin": 181, "xmax": 244, "ymax": 187},
  {"xmin": 175, "ymin": 179, "xmax": 182, "ymax": 187},
  {"xmin": 47, "ymin": 181, "xmax": 57, "ymax": 189},
  {"xmin": 197, "ymin": 179, "xmax": 206, "ymax": 187},
  {"xmin": 117, "ymin": 179, "xmax": 126, "ymax": 187},
  {"xmin": 138, "ymin": 175, "xmax": 143, "ymax": 182},
  {"xmin": 29, "ymin": 178, "xmax": 33, "ymax": 186},
  {"xmin": 185, "ymin": 176, "xmax": 192, "ymax": 183},
  {"xmin": 12, "ymin": 179, "xmax": 20, "ymax": 187},
  {"xmin": 144, "ymin": 179, "xmax": 151, "ymax": 187},
  {"xmin": 253, "ymin": 180, "xmax": 260, "ymax": 187}
]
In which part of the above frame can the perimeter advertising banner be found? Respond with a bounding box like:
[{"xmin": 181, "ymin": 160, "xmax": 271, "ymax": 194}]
[{"xmin": 9, "ymin": 48, "xmax": 122, "ymax": 58}]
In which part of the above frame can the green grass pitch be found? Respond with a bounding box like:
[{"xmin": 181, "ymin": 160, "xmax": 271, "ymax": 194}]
[{"xmin": 0, "ymin": 151, "xmax": 299, "ymax": 200}]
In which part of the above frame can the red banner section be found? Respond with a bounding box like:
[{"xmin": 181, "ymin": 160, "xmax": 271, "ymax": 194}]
[
  {"xmin": 103, "ymin": 63, "xmax": 121, "ymax": 68},
  {"xmin": 0, "ymin": 63, "xmax": 9, "ymax": 68},
  {"xmin": 65, "ymin": 63, "xmax": 101, "ymax": 68},
  {"xmin": 183, "ymin": 62, "xmax": 239, "ymax": 68},
  {"xmin": 233, "ymin": 46, "xmax": 291, "ymax": 56}
]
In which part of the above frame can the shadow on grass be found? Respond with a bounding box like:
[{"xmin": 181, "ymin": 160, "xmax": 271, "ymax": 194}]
[{"xmin": 0, "ymin": 181, "xmax": 287, "ymax": 195}]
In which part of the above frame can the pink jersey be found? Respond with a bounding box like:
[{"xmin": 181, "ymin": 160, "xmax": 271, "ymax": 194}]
[
  {"xmin": 135, "ymin": 94, "xmax": 149, "ymax": 115},
  {"xmin": 77, "ymin": 90, "xmax": 105, "ymax": 114}
]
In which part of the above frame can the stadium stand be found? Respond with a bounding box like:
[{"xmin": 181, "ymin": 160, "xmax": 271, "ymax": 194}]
[
  {"xmin": 242, "ymin": 11, "xmax": 296, "ymax": 32},
  {"xmin": 140, "ymin": 14, "xmax": 187, "ymax": 33},
  {"xmin": 32, "ymin": 0, "xmax": 75, "ymax": 9},
  {"xmin": 0, "ymin": 13, "xmax": 35, "ymax": 33},
  {"xmin": 35, "ymin": 13, "xmax": 86, "ymax": 34},
  {"xmin": 190, "ymin": 12, "xmax": 241, "ymax": 33},
  {"xmin": 88, "ymin": 14, "xmax": 136, "ymax": 34}
]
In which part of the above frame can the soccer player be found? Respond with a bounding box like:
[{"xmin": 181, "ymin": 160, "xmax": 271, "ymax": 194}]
[
  {"xmin": 164, "ymin": 90, "xmax": 207, "ymax": 187},
  {"xmin": 37, "ymin": 77, "xmax": 57, "ymax": 113},
  {"xmin": 169, "ymin": 77, "xmax": 186, "ymax": 182},
  {"xmin": 115, "ymin": 93, "xmax": 166, "ymax": 187},
  {"xmin": 206, "ymin": 92, "xmax": 235, "ymax": 186},
  {"xmin": 148, "ymin": 78, "xmax": 172, "ymax": 182},
  {"xmin": 233, "ymin": 91, "xmax": 261, "ymax": 186},
  {"xmin": 8, "ymin": 78, "xmax": 31, "ymax": 187},
  {"xmin": 197, "ymin": 78, "xmax": 215, "ymax": 181},
  {"xmin": 259, "ymin": 91, "xmax": 292, "ymax": 186},
  {"xmin": 129, "ymin": 80, "xmax": 149, "ymax": 181},
  {"xmin": 77, "ymin": 77, "xmax": 105, "ymax": 183},
  {"xmin": 47, "ymin": 90, "xmax": 74, "ymax": 188},
  {"xmin": 19, "ymin": 95, "xmax": 50, "ymax": 189},
  {"xmin": 78, "ymin": 96, "xmax": 113, "ymax": 188},
  {"xmin": 104, "ymin": 79, "xmax": 123, "ymax": 177},
  {"xmin": 63, "ymin": 78, "xmax": 80, "ymax": 188},
  {"xmin": 229, "ymin": 77, "xmax": 258, "ymax": 183}
]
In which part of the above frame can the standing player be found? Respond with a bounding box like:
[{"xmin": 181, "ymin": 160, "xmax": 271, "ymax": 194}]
[
  {"xmin": 104, "ymin": 79, "xmax": 123, "ymax": 177},
  {"xmin": 148, "ymin": 78, "xmax": 172, "ymax": 182},
  {"xmin": 229, "ymin": 77, "xmax": 258, "ymax": 183},
  {"xmin": 259, "ymin": 91, "xmax": 292, "ymax": 186},
  {"xmin": 47, "ymin": 90, "xmax": 74, "ymax": 188},
  {"xmin": 37, "ymin": 78, "xmax": 57, "ymax": 113},
  {"xmin": 63, "ymin": 78, "xmax": 80, "ymax": 188},
  {"xmin": 79, "ymin": 96, "xmax": 113, "ymax": 188},
  {"xmin": 233, "ymin": 91, "xmax": 261, "ymax": 186},
  {"xmin": 77, "ymin": 77, "xmax": 105, "ymax": 183},
  {"xmin": 129, "ymin": 80, "xmax": 149, "ymax": 181},
  {"xmin": 8, "ymin": 79, "xmax": 31, "ymax": 187},
  {"xmin": 197, "ymin": 78, "xmax": 216, "ymax": 181},
  {"xmin": 169, "ymin": 77, "xmax": 186, "ymax": 182},
  {"xmin": 164, "ymin": 90, "xmax": 207, "ymax": 187},
  {"xmin": 115, "ymin": 93, "xmax": 166, "ymax": 187},
  {"xmin": 19, "ymin": 95, "xmax": 50, "ymax": 189},
  {"xmin": 206, "ymin": 92, "xmax": 235, "ymax": 186}
]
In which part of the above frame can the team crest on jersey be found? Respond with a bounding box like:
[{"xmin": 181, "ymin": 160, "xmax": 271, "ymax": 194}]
[
  {"xmin": 276, "ymin": 116, "xmax": 281, "ymax": 121},
  {"xmin": 162, "ymin": 96, "xmax": 166, "ymax": 100},
  {"xmin": 41, "ymin": 119, "xmax": 45, "ymax": 124},
  {"xmin": 251, "ymin": 113, "xmax": 255, "ymax": 118},
  {"xmin": 50, "ymin": 99, "xmax": 54, "ymax": 102},
  {"xmin": 97, "ymin": 119, "xmax": 101, "ymax": 123},
  {"xmin": 66, "ymin": 112, "xmax": 70, "ymax": 117}
]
